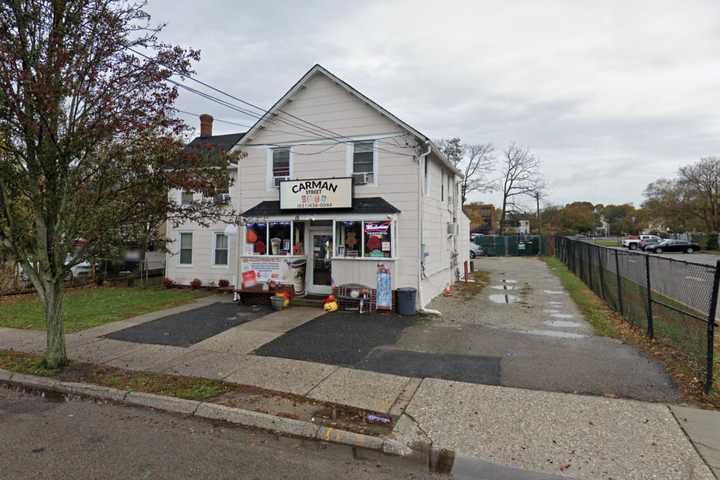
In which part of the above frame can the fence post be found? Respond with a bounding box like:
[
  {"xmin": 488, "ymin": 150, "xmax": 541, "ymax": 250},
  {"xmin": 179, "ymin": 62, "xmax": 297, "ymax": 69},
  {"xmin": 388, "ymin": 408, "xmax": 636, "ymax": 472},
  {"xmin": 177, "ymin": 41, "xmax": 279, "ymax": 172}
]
[
  {"xmin": 615, "ymin": 249, "xmax": 624, "ymax": 316},
  {"xmin": 645, "ymin": 254, "xmax": 654, "ymax": 338},
  {"xmin": 597, "ymin": 246, "xmax": 605, "ymax": 300},
  {"xmin": 705, "ymin": 260, "xmax": 720, "ymax": 393},
  {"xmin": 587, "ymin": 245, "xmax": 593, "ymax": 290}
]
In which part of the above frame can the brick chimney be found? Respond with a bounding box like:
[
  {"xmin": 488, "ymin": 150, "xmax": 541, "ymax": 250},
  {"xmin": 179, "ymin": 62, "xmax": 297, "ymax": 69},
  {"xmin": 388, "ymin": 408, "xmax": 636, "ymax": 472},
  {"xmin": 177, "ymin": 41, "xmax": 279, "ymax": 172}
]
[{"xmin": 199, "ymin": 113, "xmax": 213, "ymax": 138}]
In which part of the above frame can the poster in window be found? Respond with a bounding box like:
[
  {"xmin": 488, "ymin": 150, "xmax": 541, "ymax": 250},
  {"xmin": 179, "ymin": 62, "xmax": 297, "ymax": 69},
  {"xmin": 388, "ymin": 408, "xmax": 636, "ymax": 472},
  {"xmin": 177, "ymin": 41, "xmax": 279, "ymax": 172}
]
[{"xmin": 376, "ymin": 264, "xmax": 392, "ymax": 310}]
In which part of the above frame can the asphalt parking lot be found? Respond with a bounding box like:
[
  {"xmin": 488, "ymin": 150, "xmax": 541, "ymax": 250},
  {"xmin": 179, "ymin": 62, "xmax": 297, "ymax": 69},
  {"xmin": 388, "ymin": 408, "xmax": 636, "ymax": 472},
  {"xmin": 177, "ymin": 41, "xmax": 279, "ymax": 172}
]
[
  {"xmin": 106, "ymin": 301, "xmax": 272, "ymax": 347},
  {"xmin": 256, "ymin": 257, "xmax": 679, "ymax": 402}
]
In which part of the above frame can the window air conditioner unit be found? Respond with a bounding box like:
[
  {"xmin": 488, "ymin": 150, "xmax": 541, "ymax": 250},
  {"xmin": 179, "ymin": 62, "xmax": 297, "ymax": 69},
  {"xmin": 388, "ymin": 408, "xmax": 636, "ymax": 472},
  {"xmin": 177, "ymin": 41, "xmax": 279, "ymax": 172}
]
[
  {"xmin": 352, "ymin": 172, "xmax": 373, "ymax": 185},
  {"xmin": 273, "ymin": 176, "xmax": 290, "ymax": 188}
]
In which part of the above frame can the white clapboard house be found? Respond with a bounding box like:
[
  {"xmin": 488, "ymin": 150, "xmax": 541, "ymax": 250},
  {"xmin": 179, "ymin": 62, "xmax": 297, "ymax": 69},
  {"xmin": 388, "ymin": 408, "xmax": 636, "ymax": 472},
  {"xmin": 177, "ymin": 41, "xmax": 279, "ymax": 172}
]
[{"xmin": 165, "ymin": 64, "xmax": 470, "ymax": 309}]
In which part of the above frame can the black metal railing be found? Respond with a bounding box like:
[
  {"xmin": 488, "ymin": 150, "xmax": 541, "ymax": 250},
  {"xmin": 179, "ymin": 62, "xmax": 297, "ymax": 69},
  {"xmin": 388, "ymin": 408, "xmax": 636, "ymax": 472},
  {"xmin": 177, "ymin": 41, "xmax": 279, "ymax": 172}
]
[{"xmin": 556, "ymin": 237, "xmax": 719, "ymax": 393}]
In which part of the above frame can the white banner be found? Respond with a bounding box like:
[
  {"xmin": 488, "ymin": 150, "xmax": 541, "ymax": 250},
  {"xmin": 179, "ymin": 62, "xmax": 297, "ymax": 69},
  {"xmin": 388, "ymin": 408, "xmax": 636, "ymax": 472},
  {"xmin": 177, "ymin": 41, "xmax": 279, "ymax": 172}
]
[{"xmin": 280, "ymin": 178, "xmax": 352, "ymax": 210}]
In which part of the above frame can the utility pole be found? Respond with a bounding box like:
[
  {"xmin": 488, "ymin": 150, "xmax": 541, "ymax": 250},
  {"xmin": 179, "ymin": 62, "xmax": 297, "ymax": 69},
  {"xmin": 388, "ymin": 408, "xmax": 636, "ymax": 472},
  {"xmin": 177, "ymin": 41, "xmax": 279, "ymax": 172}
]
[{"xmin": 534, "ymin": 190, "xmax": 542, "ymax": 235}]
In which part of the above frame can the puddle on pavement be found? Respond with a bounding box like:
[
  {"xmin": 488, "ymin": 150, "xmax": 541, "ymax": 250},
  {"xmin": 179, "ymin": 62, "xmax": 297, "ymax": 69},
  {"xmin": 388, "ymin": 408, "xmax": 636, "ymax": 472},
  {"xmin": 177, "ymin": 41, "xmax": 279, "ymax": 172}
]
[
  {"xmin": 524, "ymin": 329, "xmax": 587, "ymax": 339},
  {"xmin": 543, "ymin": 309, "xmax": 560, "ymax": 314},
  {"xmin": 543, "ymin": 290, "xmax": 565, "ymax": 295},
  {"xmin": 488, "ymin": 294, "xmax": 519, "ymax": 304},
  {"xmin": 544, "ymin": 320, "xmax": 583, "ymax": 328}
]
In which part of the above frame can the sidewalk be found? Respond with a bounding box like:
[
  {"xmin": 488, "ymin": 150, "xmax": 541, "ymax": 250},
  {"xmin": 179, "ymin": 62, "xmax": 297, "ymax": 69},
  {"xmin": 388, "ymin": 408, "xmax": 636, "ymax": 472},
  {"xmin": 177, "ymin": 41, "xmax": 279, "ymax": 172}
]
[{"xmin": 1, "ymin": 296, "xmax": 718, "ymax": 479}]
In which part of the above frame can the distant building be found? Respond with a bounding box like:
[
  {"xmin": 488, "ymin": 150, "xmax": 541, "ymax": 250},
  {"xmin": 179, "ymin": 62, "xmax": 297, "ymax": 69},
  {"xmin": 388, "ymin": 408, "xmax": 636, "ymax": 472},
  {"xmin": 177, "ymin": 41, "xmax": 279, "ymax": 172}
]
[
  {"xmin": 518, "ymin": 219, "xmax": 530, "ymax": 235},
  {"xmin": 465, "ymin": 203, "xmax": 496, "ymax": 234}
]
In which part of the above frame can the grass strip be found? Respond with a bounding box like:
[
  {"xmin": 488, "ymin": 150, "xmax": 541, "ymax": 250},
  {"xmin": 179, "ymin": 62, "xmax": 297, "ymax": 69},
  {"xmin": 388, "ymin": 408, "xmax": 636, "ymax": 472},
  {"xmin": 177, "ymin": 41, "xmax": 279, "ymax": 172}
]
[{"xmin": 542, "ymin": 256, "xmax": 620, "ymax": 338}]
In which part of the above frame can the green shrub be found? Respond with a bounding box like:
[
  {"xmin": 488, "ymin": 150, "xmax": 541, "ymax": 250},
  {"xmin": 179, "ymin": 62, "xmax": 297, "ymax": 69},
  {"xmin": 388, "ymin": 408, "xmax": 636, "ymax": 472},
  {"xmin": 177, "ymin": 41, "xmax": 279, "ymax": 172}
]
[{"xmin": 706, "ymin": 233, "xmax": 718, "ymax": 250}]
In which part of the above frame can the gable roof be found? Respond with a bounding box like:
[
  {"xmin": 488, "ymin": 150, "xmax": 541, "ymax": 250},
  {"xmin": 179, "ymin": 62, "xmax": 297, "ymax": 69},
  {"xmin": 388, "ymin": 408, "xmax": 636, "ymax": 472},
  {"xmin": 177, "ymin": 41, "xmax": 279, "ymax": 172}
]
[
  {"xmin": 237, "ymin": 64, "xmax": 461, "ymax": 176},
  {"xmin": 184, "ymin": 132, "xmax": 246, "ymax": 155},
  {"xmin": 181, "ymin": 132, "xmax": 246, "ymax": 168}
]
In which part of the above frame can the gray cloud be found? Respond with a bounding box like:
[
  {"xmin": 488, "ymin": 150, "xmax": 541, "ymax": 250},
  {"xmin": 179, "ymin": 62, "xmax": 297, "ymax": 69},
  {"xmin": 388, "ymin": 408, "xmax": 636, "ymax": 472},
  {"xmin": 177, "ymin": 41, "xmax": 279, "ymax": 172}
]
[{"xmin": 145, "ymin": 0, "xmax": 720, "ymax": 207}]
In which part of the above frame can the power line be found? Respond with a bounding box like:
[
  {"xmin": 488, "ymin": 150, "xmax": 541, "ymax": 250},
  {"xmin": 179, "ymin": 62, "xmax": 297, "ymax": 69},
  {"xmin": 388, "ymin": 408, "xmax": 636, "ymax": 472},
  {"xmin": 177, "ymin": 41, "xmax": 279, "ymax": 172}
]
[
  {"xmin": 128, "ymin": 48, "xmax": 419, "ymax": 158},
  {"xmin": 127, "ymin": 47, "xmax": 364, "ymax": 144},
  {"xmin": 171, "ymin": 108, "xmax": 252, "ymax": 129}
]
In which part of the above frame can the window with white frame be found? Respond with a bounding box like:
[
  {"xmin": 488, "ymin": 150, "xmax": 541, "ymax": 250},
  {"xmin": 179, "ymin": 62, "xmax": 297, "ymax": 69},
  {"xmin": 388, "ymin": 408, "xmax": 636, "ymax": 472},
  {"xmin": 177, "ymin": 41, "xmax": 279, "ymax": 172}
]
[
  {"xmin": 214, "ymin": 233, "xmax": 229, "ymax": 265},
  {"xmin": 244, "ymin": 221, "xmax": 299, "ymax": 256},
  {"xmin": 179, "ymin": 233, "xmax": 193, "ymax": 264},
  {"xmin": 364, "ymin": 221, "xmax": 392, "ymax": 258},
  {"xmin": 352, "ymin": 141, "xmax": 374, "ymax": 184},
  {"xmin": 245, "ymin": 223, "xmax": 268, "ymax": 255},
  {"xmin": 181, "ymin": 191, "xmax": 194, "ymax": 205},
  {"xmin": 272, "ymin": 147, "xmax": 290, "ymax": 187},
  {"xmin": 334, "ymin": 220, "xmax": 393, "ymax": 258}
]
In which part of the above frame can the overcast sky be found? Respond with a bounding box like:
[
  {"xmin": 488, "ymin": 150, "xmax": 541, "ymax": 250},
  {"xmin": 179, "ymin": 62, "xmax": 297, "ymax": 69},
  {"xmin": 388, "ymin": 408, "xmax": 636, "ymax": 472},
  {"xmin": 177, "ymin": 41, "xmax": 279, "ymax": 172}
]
[{"xmin": 145, "ymin": 0, "xmax": 720, "ymax": 208}]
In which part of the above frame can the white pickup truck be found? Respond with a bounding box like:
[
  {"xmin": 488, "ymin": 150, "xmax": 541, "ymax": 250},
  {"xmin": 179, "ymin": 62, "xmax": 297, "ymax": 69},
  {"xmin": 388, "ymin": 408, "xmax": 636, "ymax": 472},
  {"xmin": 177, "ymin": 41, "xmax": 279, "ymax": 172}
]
[{"xmin": 622, "ymin": 234, "xmax": 661, "ymax": 250}]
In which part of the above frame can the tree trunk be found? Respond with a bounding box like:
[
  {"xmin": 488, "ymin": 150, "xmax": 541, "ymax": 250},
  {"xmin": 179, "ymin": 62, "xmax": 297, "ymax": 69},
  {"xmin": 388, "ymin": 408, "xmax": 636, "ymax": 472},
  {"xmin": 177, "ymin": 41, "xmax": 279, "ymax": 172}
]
[
  {"xmin": 499, "ymin": 197, "xmax": 507, "ymax": 235},
  {"xmin": 44, "ymin": 277, "xmax": 67, "ymax": 368}
]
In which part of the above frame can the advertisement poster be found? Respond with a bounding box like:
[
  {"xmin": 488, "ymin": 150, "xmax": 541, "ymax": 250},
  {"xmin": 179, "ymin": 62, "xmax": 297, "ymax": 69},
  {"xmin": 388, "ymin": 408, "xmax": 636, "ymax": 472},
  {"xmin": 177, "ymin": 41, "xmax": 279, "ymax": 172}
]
[{"xmin": 376, "ymin": 264, "xmax": 392, "ymax": 310}]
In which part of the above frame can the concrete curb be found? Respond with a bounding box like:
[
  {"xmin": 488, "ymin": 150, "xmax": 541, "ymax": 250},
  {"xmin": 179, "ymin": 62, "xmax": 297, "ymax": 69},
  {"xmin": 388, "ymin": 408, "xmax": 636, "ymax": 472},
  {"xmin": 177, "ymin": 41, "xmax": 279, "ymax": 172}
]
[{"xmin": 0, "ymin": 368, "xmax": 442, "ymax": 467}]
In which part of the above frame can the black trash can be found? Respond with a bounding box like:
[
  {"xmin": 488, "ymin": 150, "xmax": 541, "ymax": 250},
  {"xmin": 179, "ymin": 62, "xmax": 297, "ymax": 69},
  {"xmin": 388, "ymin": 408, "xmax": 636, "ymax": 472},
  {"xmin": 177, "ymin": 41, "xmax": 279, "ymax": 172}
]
[{"xmin": 396, "ymin": 287, "xmax": 417, "ymax": 315}]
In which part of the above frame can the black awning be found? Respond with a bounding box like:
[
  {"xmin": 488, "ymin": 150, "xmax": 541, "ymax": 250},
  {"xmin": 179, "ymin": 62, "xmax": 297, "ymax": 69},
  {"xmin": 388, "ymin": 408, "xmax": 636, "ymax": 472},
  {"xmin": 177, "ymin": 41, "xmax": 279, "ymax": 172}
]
[{"xmin": 241, "ymin": 196, "xmax": 401, "ymax": 218}]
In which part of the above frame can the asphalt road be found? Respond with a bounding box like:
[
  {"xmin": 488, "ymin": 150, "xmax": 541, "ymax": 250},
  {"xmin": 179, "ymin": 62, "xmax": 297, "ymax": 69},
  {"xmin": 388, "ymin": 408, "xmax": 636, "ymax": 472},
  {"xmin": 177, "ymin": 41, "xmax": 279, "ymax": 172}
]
[{"xmin": 0, "ymin": 386, "xmax": 440, "ymax": 480}]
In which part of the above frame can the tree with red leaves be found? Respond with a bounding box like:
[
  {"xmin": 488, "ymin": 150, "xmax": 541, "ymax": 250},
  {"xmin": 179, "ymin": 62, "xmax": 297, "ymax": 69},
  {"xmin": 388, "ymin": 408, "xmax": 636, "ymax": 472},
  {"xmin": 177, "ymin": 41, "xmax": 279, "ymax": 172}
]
[{"xmin": 0, "ymin": 1, "xmax": 234, "ymax": 368}]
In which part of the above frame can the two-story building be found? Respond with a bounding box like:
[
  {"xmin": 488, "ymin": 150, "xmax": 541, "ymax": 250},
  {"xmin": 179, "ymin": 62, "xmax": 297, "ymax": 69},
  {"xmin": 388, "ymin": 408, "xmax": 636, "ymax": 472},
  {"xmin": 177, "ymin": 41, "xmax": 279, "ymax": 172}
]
[{"xmin": 165, "ymin": 65, "xmax": 470, "ymax": 309}]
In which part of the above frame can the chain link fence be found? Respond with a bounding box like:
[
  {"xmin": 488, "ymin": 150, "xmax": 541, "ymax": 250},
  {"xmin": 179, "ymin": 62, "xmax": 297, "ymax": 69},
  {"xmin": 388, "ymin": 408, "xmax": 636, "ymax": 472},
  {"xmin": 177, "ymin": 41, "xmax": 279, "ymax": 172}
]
[{"xmin": 556, "ymin": 237, "xmax": 719, "ymax": 393}]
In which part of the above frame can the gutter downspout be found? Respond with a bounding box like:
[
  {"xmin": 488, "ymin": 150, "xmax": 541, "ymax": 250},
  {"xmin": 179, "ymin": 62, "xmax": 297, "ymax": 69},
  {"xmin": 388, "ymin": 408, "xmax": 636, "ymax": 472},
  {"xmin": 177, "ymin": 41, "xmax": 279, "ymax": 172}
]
[{"xmin": 417, "ymin": 140, "xmax": 432, "ymax": 310}]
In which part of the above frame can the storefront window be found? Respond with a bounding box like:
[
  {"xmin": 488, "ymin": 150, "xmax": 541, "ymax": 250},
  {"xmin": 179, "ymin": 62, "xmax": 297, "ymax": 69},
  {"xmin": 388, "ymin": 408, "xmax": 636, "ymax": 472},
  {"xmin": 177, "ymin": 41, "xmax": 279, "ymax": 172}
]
[
  {"xmin": 268, "ymin": 222, "xmax": 291, "ymax": 256},
  {"xmin": 335, "ymin": 221, "xmax": 362, "ymax": 257},
  {"xmin": 245, "ymin": 223, "xmax": 267, "ymax": 256},
  {"xmin": 364, "ymin": 221, "xmax": 392, "ymax": 258},
  {"xmin": 293, "ymin": 222, "xmax": 305, "ymax": 255}
]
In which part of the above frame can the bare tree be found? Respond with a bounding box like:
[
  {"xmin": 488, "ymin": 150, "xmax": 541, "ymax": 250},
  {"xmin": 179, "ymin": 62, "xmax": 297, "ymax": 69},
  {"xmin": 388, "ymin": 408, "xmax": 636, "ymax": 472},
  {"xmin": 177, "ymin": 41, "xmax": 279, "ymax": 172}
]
[
  {"xmin": 499, "ymin": 143, "xmax": 541, "ymax": 234},
  {"xmin": 436, "ymin": 137, "xmax": 464, "ymax": 167},
  {"xmin": 460, "ymin": 143, "xmax": 496, "ymax": 205},
  {"xmin": 437, "ymin": 138, "xmax": 496, "ymax": 204}
]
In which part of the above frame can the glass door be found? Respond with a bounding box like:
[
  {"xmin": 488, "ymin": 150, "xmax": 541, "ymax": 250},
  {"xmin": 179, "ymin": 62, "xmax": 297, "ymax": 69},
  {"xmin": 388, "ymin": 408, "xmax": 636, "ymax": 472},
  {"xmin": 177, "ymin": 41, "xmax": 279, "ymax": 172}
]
[{"xmin": 310, "ymin": 233, "xmax": 332, "ymax": 294}]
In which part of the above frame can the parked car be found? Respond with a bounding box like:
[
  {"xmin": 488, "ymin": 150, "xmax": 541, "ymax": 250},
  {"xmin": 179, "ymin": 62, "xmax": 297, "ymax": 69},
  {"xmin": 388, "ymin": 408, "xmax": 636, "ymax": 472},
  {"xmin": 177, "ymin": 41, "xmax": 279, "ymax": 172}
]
[
  {"xmin": 639, "ymin": 237, "xmax": 662, "ymax": 251},
  {"xmin": 645, "ymin": 239, "xmax": 700, "ymax": 254},
  {"xmin": 623, "ymin": 234, "xmax": 661, "ymax": 250},
  {"xmin": 470, "ymin": 244, "xmax": 486, "ymax": 259}
]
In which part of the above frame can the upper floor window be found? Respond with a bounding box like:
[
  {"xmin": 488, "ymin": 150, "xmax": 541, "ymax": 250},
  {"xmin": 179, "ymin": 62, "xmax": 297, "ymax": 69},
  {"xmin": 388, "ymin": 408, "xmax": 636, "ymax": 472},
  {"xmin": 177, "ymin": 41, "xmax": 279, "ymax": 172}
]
[
  {"xmin": 272, "ymin": 147, "xmax": 290, "ymax": 187},
  {"xmin": 352, "ymin": 141, "xmax": 374, "ymax": 185},
  {"xmin": 181, "ymin": 191, "xmax": 194, "ymax": 205}
]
